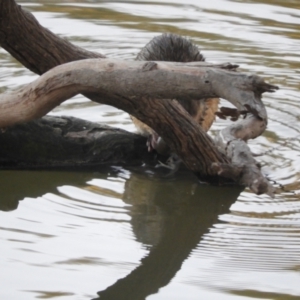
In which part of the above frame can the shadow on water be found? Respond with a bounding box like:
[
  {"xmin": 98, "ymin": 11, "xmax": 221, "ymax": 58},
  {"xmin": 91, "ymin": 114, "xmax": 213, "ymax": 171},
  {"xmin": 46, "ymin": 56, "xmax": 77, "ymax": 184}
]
[
  {"xmin": 0, "ymin": 168, "xmax": 243, "ymax": 299},
  {"xmin": 0, "ymin": 170, "xmax": 97, "ymax": 211},
  {"xmin": 94, "ymin": 171, "xmax": 243, "ymax": 300}
]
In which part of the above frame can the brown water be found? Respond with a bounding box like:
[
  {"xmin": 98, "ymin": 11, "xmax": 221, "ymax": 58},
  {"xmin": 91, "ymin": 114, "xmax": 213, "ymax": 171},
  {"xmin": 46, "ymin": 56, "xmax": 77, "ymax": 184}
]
[{"xmin": 1, "ymin": 0, "xmax": 300, "ymax": 299}]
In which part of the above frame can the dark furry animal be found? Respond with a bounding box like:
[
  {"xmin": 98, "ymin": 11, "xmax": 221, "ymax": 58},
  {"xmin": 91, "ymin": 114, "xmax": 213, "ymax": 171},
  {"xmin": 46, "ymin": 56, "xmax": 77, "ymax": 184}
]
[{"xmin": 132, "ymin": 33, "xmax": 219, "ymax": 153}]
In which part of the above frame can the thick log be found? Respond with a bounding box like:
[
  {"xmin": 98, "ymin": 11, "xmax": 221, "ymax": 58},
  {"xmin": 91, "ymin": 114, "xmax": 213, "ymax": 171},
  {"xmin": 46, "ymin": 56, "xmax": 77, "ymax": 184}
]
[
  {"xmin": 0, "ymin": 116, "xmax": 153, "ymax": 169},
  {"xmin": 0, "ymin": 0, "xmax": 278, "ymax": 195}
]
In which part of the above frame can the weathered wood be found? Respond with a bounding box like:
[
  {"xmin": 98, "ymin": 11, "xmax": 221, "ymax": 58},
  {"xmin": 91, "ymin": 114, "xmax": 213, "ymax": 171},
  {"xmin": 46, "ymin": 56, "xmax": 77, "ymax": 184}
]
[
  {"xmin": 0, "ymin": 59, "xmax": 269, "ymax": 128},
  {"xmin": 214, "ymin": 113, "xmax": 272, "ymax": 195}
]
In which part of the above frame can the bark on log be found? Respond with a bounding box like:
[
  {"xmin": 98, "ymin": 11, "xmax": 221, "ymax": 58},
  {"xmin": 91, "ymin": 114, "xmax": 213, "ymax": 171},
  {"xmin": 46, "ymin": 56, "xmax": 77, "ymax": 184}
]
[
  {"xmin": 0, "ymin": 0, "xmax": 104, "ymax": 74},
  {"xmin": 0, "ymin": 116, "xmax": 153, "ymax": 169},
  {"xmin": 0, "ymin": 0, "xmax": 278, "ymax": 195}
]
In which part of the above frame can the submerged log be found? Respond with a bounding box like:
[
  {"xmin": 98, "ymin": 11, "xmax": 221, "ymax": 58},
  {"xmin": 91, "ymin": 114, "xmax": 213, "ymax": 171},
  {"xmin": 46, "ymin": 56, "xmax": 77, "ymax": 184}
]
[{"xmin": 0, "ymin": 0, "xmax": 278, "ymax": 195}]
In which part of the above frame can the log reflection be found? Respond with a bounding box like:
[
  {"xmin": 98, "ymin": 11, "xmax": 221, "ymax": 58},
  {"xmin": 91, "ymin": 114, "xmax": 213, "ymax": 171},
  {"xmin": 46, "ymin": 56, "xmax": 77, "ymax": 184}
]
[
  {"xmin": 0, "ymin": 170, "xmax": 95, "ymax": 211},
  {"xmin": 94, "ymin": 171, "xmax": 242, "ymax": 300},
  {"xmin": 0, "ymin": 168, "xmax": 242, "ymax": 299}
]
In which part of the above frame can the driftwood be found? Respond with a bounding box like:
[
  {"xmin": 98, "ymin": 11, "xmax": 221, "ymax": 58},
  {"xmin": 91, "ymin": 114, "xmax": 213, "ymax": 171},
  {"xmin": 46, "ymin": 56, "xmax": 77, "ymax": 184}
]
[{"xmin": 0, "ymin": 0, "xmax": 278, "ymax": 195}]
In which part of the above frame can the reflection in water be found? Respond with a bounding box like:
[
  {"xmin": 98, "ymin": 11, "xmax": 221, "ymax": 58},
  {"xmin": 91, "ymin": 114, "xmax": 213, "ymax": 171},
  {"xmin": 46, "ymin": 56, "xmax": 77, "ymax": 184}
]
[
  {"xmin": 0, "ymin": 169, "xmax": 242, "ymax": 300},
  {"xmin": 93, "ymin": 173, "xmax": 242, "ymax": 300},
  {"xmin": 0, "ymin": 170, "xmax": 94, "ymax": 211},
  {"xmin": 1, "ymin": 170, "xmax": 300, "ymax": 299}
]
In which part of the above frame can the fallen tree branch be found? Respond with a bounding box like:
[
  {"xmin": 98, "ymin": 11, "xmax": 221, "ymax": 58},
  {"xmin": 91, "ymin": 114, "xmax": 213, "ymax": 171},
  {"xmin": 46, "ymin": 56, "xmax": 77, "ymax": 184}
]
[{"xmin": 0, "ymin": 59, "xmax": 269, "ymax": 128}]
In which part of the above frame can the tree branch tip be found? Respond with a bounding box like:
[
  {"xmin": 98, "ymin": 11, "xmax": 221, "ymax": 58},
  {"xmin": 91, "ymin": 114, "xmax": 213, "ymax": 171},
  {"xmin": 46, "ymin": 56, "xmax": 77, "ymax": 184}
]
[
  {"xmin": 211, "ymin": 163, "xmax": 275, "ymax": 197},
  {"xmin": 268, "ymin": 86, "xmax": 279, "ymax": 93},
  {"xmin": 251, "ymin": 75, "xmax": 279, "ymax": 93},
  {"xmin": 262, "ymin": 83, "xmax": 279, "ymax": 93},
  {"xmin": 249, "ymin": 178, "xmax": 275, "ymax": 198}
]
